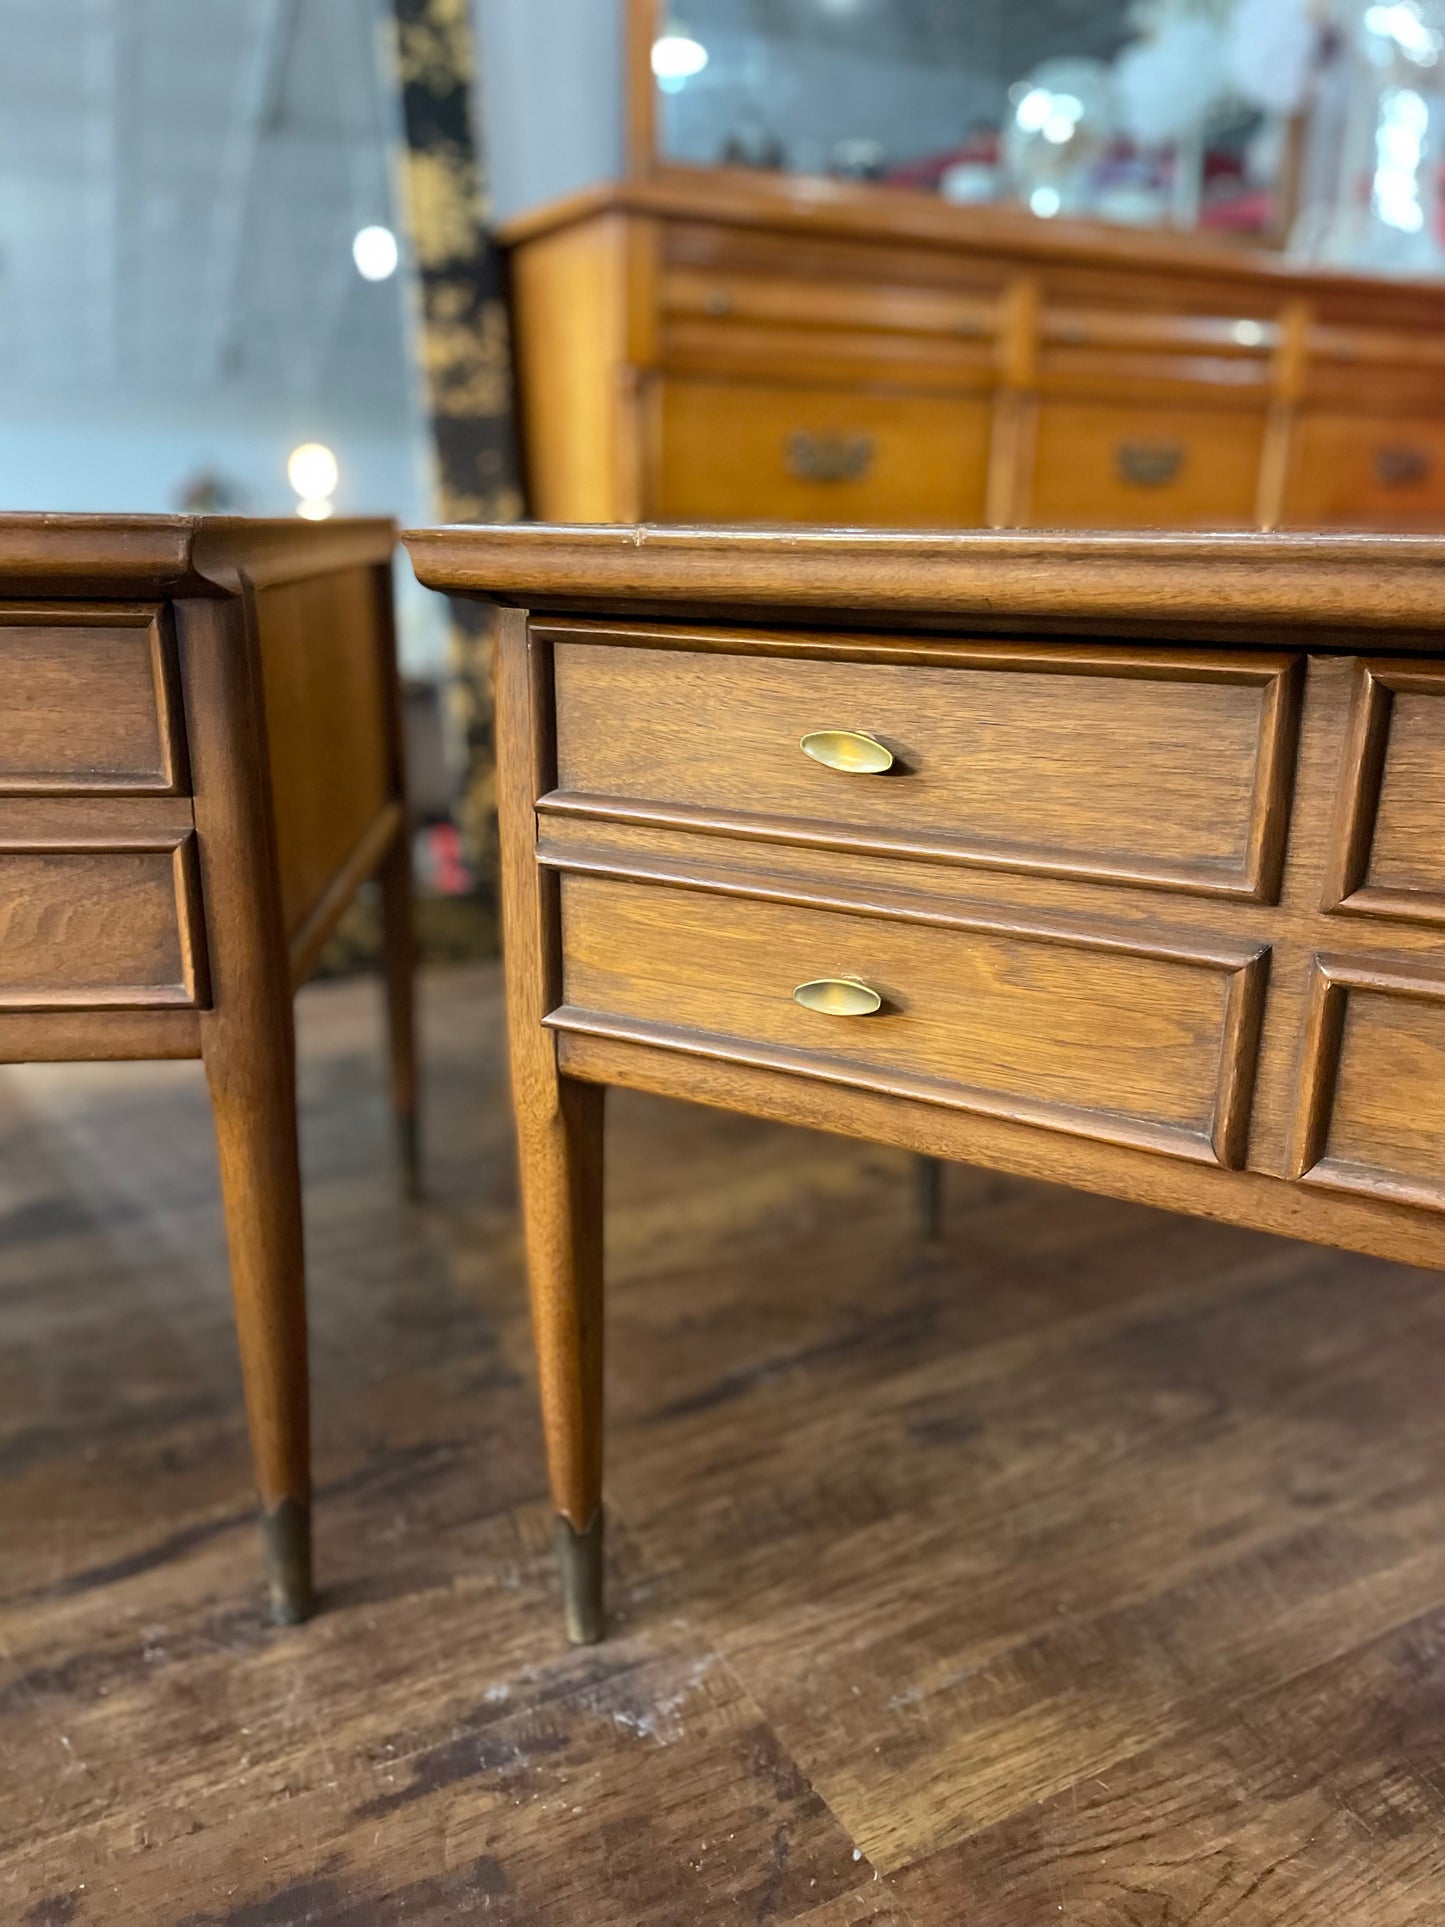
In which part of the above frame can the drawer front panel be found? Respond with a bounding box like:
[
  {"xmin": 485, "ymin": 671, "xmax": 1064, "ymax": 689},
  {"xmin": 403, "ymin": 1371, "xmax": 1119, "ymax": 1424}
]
[
  {"xmin": 1293, "ymin": 961, "xmax": 1445, "ymax": 1211},
  {"xmin": 1027, "ymin": 401, "xmax": 1264, "ymax": 528},
  {"xmin": 555, "ymin": 872, "xmax": 1263, "ymax": 1166},
  {"xmin": 1325, "ymin": 661, "xmax": 1445, "ymax": 923},
  {"xmin": 1284, "ymin": 414, "xmax": 1445, "ymax": 528},
  {"xmin": 661, "ymin": 265, "xmax": 997, "ymax": 343},
  {"xmin": 550, "ymin": 636, "xmax": 1298, "ymax": 899},
  {"xmin": 0, "ymin": 846, "xmax": 202, "ymax": 1009},
  {"xmin": 653, "ymin": 378, "xmax": 991, "ymax": 528},
  {"xmin": 0, "ymin": 610, "xmax": 182, "ymax": 793}
]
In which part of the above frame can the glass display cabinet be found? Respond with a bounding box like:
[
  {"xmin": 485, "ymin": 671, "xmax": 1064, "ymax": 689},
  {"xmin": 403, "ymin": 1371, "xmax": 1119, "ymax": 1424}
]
[
  {"xmin": 493, "ymin": 0, "xmax": 1445, "ymax": 535},
  {"xmin": 631, "ymin": 0, "xmax": 1281, "ymax": 239}
]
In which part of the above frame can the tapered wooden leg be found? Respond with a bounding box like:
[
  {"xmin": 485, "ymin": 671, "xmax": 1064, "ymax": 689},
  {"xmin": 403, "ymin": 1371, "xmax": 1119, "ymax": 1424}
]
[
  {"xmin": 378, "ymin": 825, "xmax": 420, "ymax": 1197},
  {"xmin": 916, "ymin": 1154, "xmax": 945, "ymax": 1243},
  {"xmin": 517, "ymin": 1075, "xmax": 606, "ymax": 1642},
  {"xmin": 178, "ymin": 591, "xmax": 314, "ymax": 1625},
  {"xmin": 205, "ymin": 1022, "xmax": 313, "ymax": 1624}
]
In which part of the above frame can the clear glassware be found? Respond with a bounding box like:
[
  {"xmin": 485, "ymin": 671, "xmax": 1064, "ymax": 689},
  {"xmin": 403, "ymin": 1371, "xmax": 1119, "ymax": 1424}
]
[
  {"xmin": 1294, "ymin": 0, "xmax": 1445, "ymax": 273},
  {"xmin": 1003, "ymin": 58, "xmax": 1118, "ymax": 219}
]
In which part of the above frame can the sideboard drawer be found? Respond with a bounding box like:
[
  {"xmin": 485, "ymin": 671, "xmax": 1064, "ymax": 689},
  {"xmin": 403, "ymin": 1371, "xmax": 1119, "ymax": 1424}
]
[
  {"xmin": 653, "ymin": 378, "xmax": 991, "ymax": 527},
  {"xmin": 549, "ymin": 634, "xmax": 1300, "ymax": 900},
  {"xmin": 1028, "ymin": 401, "xmax": 1265, "ymax": 528},
  {"xmin": 554, "ymin": 871, "xmax": 1264, "ymax": 1168},
  {"xmin": 0, "ymin": 608, "xmax": 184, "ymax": 793},
  {"xmin": 1284, "ymin": 414, "xmax": 1445, "ymax": 528}
]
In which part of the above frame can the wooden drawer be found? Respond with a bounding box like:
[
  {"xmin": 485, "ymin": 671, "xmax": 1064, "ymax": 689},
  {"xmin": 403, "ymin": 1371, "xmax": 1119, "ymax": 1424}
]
[
  {"xmin": 547, "ymin": 632, "xmax": 1300, "ymax": 900},
  {"xmin": 661, "ymin": 265, "xmax": 996, "ymax": 343},
  {"xmin": 0, "ymin": 607, "xmax": 184, "ymax": 793},
  {"xmin": 553, "ymin": 871, "xmax": 1265, "ymax": 1168},
  {"xmin": 659, "ymin": 267, "xmax": 999, "ymax": 390},
  {"xmin": 1283, "ymin": 414, "xmax": 1445, "ymax": 529},
  {"xmin": 1325, "ymin": 660, "xmax": 1445, "ymax": 923},
  {"xmin": 652, "ymin": 378, "xmax": 991, "ymax": 527},
  {"xmin": 1027, "ymin": 401, "xmax": 1265, "ymax": 528},
  {"xmin": 0, "ymin": 843, "xmax": 204, "ymax": 1009},
  {"xmin": 1293, "ymin": 959, "xmax": 1445, "ymax": 1211}
]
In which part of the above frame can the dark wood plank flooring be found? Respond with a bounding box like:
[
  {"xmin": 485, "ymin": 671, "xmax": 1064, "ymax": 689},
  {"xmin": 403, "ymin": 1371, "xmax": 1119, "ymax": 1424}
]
[{"xmin": 2, "ymin": 963, "xmax": 1443, "ymax": 1925}]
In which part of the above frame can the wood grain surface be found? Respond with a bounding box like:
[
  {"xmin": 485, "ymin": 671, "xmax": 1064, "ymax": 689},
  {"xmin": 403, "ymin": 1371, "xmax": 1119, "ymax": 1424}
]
[
  {"xmin": 1325, "ymin": 660, "xmax": 1445, "ymax": 923},
  {"xmin": 549, "ymin": 628, "xmax": 1295, "ymax": 898},
  {"xmin": 402, "ymin": 522, "xmax": 1445, "ymax": 643},
  {"xmin": 554, "ymin": 868, "xmax": 1259, "ymax": 1166},
  {"xmin": 0, "ymin": 512, "xmax": 393, "ymax": 599},
  {"xmin": 253, "ymin": 565, "xmax": 392, "ymax": 952},
  {"xmin": 652, "ymin": 379, "xmax": 992, "ymax": 528},
  {"xmin": 4, "ymin": 961, "xmax": 1445, "ymax": 1922},
  {"xmin": 496, "ymin": 165, "xmax": 1445, "ymax": 534},
  {"xmin": 0, "ymin": 608, "xmax": 182, "ymax": 794},
  {"xmin": 0, "ymin": 848, "xmax": 198, "ymax": 1008}
]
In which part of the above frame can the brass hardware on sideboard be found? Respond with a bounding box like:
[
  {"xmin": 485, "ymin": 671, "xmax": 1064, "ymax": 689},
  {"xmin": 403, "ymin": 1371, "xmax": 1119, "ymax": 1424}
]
[
  {"xmin": 800, "ymin": 728, "xmax": 895, "ymax": 774},
  {"xmin": 1375, "ymin": 444, "xmax": 1431, "ymax": 488},
  {"xmin": 1115, "ymin": 439, "xmax": 1186, "ymax": 488},
  {"xmin": 785, "ymin": 429, "xmax": 875, "ymax": 484},
  {"xmin": 792, "ymin": 976, "xmax": 883, "ymax": 1016}
]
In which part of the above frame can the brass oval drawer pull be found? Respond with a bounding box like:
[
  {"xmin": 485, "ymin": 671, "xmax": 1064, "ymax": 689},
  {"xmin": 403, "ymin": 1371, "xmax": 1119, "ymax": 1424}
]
[
  {"xmin": 785, "ymin": 429, "xmax": 875, "ymax": 484},
  {"xmin": 1115, "ymin": 438, "xmax": 1185, "ymax": 487},
  {"xmin": 1375, "ymin": 443, "xmax": 1430, "ymax": 488},
  {"xmin": 800, "ymin": 728, "xmax": 894, "ymax": 774},
  {"xmin": 793, "ymin": 977, "xmax": 883, "ymax": 1016}
]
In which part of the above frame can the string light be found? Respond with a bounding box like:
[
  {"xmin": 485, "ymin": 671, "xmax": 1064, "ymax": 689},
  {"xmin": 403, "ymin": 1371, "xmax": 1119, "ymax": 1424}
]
[
  {"xmin": 652, "ymin": 31, "xmax": 707, "ymax": 92},
  {"xmin": 287, "ymin": 442, "xmax": 339, "ymax": 520},
  {"xmin": 352, "ymin": 225, "xmax": 399, "ymax": 281}
]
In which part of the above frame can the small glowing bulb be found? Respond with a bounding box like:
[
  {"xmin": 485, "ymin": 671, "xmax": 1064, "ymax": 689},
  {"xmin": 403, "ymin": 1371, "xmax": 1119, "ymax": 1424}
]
[
  {"xmin": 352, "ymin": 225, "xmax": 399, "ymax": 281},
  {"xmin": 651, "ymin": 33, "xmax": 708, "ymax": 80},
  {"xmin": 287, "ymin": 442, "xmax": 339, "ymax": 500}
]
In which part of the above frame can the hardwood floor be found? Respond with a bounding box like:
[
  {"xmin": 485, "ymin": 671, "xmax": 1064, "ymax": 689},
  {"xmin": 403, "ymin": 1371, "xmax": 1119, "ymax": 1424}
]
[{"xmin": 2, "ymin": 962, "xmax": 1443, "ymax": 1924}]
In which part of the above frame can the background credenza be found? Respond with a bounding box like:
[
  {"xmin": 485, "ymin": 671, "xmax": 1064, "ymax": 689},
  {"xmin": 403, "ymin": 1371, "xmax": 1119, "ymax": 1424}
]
[{"xmin": 502, "ymin": 171, "xmax": 1445, "ymax": 534}]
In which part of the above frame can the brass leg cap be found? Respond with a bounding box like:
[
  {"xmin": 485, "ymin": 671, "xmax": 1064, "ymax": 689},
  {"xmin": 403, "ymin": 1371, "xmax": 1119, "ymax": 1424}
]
[
  {"xmin": 260, "ymin": 1496, "xmax": 314, "ymax": 1625},
  {"xmin": 556, "ymin": 1509, "xmax": 605, "ymax": 1645}
]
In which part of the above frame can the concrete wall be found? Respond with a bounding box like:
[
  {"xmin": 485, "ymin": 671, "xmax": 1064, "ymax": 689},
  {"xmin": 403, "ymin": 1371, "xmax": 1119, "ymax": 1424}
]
[{"xmin": 474, "ymin": 0, "xmax": 626, "ymax": 224}]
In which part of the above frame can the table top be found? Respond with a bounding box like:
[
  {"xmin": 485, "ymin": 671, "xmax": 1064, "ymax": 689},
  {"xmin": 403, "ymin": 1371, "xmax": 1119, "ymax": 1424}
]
[
  {"xmin": 0, "ymin": 513, "xmax": 395, "ymax": 599},
  {"xmin": 403, "ymin": 522, "xmax": 1445, "ymax": 647}
]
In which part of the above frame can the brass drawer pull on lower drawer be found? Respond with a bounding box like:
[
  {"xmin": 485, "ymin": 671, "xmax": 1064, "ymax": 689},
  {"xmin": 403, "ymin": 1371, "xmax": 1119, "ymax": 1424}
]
[
  {"xmin": 1375, "ymin": 443, "xmax": 1430, "ymax": 487},
  {"xmin": 800, "ymin": 728, "xmax": 894, "ymax": 774},
  {"xmin": 1115, "ymin": 438, "xmax": 1184, "ymax": 487},
  {"xmin": 785, "ymin": 429, "xmax": 875, "ymax": 483},
  {"xmin": 792, "ymin": 977, "xmax": 883, "ymax": 1016}
]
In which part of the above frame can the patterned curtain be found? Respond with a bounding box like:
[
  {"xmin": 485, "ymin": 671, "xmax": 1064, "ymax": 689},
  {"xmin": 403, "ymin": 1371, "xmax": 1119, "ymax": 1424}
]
[{"xmin": 388, "ymin": 0, "xmax": 523, "ymax": 909}]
